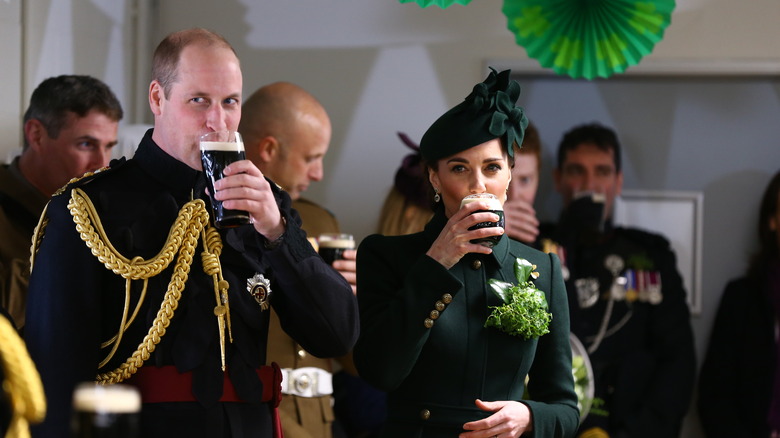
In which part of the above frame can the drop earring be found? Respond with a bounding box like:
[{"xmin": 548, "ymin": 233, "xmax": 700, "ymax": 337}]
[{"xmin": 434, "ymin": 188, "xmax": 441, "ymax": 203}]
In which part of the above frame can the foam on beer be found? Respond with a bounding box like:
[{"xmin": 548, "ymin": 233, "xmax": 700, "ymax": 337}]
[
  {"xmin": 460, "ymin": 193, "xmax": 502, "ymax": 211},
  {"xmin": 318, "ymin": 239, "xmax": 356, "ymax": 249},
  {"xmin": 200, "ymin": 141, "xmax": 245, "ymax": 152},
  {"xmin": 73, "ymin": 383, "xmax": 141, "ymax": 414}
]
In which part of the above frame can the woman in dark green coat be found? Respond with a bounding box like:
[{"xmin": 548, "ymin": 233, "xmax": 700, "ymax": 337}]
[{"xmin": 353, "ymin": 69, "xmax": 579, "ymax": 438}]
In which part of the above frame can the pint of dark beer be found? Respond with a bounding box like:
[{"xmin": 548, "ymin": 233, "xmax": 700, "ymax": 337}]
[
  {"xmin": 460, "ymin": 193, "xmax": 505, "ymax": 248},
  {"xmin": 71, "ymin": 383, "xmax": 140, "ymax": 438},
  {"xmin": 317, "ymin": 233, "xmax": 355, "ymax": 264},
  {"xmin": 200, "ymin": 131, "xmax": 251, "ymax": 228}
]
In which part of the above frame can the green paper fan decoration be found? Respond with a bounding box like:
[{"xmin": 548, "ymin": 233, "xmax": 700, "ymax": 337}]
[
  {"xmin": 503, "ymin": 0, "xmax": 675, "ymax": 80},
  {"xmin": 399, "ymin": 0, "xmax": 472, "ymax": 8}
]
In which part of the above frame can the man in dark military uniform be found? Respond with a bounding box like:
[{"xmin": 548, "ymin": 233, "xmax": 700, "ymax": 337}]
[
  {"xmin": 240, "ymin": 82, "xmax": 355, "ymax": 438},
  {"xmin": 540, "ymin": 123, "xmax": 695, "ymax": 438},
  {"xmin": 24, "ymin": 28, "xmax": 358, "ymax": 438}
]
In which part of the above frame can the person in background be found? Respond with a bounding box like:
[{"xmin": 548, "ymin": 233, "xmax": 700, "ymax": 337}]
[
  {"xmin": 239, "ymin": 81, "xmax": 355, "ymax": 438},
  {"xmin": 0, "ymin": 75, "xmax": 122, "ymax": 332},
  {"xmin": 540, "ymin": 122, "xmax": 695, "ymax": 438},
  {"xmin": 698, "ymin": 169, "xmax": 780, "ymax": 438},
  {"xmin": 376, "ymin": 132, "xmax": 434, "ymax": 237},
  {"xmin": 24, "ymin": 28, "xmax": 358, "ymax": 438},
  {"xmin": 504, "ymin": 121, "xmax": 541, "ymax": 245},
  {"xmin": 354, "ymin": 68, "xmax": 578, "ymax": 437},
  {"xmin": 333, "ymin": 132, "xmax": 434, "ymax": 438}
]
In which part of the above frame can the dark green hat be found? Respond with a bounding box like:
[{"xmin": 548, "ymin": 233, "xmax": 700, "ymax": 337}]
[{"xmin": 419, "ymin": 67, "xmax": 528, "ymax": 163}]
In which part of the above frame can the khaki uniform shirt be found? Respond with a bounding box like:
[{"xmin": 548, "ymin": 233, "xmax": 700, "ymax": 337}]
[
  {"xmin": 267, "ymin": 198, "xmax": 340, "ymax": 438},
  {"xmin": 0, "ymin": 158, "xmax": 48, "ymax": 330}
]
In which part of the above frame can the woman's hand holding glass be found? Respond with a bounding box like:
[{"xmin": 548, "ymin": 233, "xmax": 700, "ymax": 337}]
[{"xmin": 425, "ymin": 200, "xmax": 504, "ymax": 270}]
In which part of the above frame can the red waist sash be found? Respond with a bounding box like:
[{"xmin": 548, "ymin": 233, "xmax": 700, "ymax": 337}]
[{"xmin": 126, "ymin": 363, "xmax": 284, "ymax": 437}]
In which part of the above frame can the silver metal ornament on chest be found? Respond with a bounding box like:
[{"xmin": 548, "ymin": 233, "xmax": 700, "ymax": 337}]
[
  {"xmin": 575, "ymin": 278, "xmax": 600, "ymax": 308},
  {"xmin": 247, "ymin": 273, "xmax": 272, "ymax": 310},
  {"xmin": 605, "ymin": 254, "xmax": 627, "ymax": 301}
]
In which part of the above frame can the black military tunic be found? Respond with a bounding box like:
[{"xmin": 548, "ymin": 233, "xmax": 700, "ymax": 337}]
[
  {"xmin": 354, "ymin": 210, "xmax": 579, "ymax": 438},
  {"xmin": 540, "ymin": 222, "xmax": 695, "ymax": 438},
  {"xmin": 24, "ymin": 130, "xmax": 359, "ymax": 438}
]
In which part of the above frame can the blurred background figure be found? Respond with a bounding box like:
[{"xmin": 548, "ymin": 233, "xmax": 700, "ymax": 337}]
[
  {"xmin": 241, "ymin": 81, "xmax": 353, "ymax": 438},
  {"xmin": 504, "ymin": 121, "xmax": 541, "ymax": 245},
  {"xmin": 541, "ymin": 122, "xmax": 695, "ymax": 438},
  {"xmin": 334, "ymin": 132, "xmax": 433, "ymax": 438},
  {"xmin": 698, "ymin": 169, "xmax": 780, "ymax": 438},
  {"xmin": 0, "ymin": 75, "xmax": 122, "ymax": 332},
  {"xmin": 376, "ymin": 132, "xmax": 434, "ymax": 236}
]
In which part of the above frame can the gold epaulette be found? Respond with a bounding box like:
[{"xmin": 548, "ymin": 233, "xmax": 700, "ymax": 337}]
[
  {"xmin": 51, "ymin": 165, "xmax": 113, "ymax": 197},
  {"xmin": 29, "ymin": 184, "xmax": 235, "ymax": 385},
  {"xmin": 31, "ymin": 163, "xmax": 120, "ymax": 271}
]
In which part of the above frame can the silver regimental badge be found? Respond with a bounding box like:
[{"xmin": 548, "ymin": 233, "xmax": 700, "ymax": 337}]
[
  {"xmin": 575, "ymin": 278, "xmax": 600, "ymax": 308},
  {"xmin": 247, "ymin": 273, "xmax": 272, "ymax": 310},
  {"xmin": 604, "ymin": 254, "xmax": 625, "ymax": 276}
]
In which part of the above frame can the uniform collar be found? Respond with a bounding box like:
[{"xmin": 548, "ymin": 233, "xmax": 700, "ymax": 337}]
[
  {"xmin": 423, "ymin": 208, "xmax": 511, "ymax": 266},
  {"xmin": 0, "ymin": 156, "xmax": 49, "ymax": 214},
  {"xmin": 133, "ymin": 129, "xmax": 202, "ymax": 197}
]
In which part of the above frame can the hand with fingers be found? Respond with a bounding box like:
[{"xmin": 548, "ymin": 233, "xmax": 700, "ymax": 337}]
[
  {"xmin": 332, "ymin": 249, "xmax": 357, "ymax": 294},
  {"xmin": 459, "ymin": 399, "xmax": 532, "ymax": 438},
  {"xmin": 212, "ymin": 159, "xmax": 285, "ymax": 240},
  {"xmin": 503, "ymin": 197, "xmax": 539, "ymax": 245},
  {"xmin": 425, "ymin": 200, "xmax": 504, "ymax": 269}
]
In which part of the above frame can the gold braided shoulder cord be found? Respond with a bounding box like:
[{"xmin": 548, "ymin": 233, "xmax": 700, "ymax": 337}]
[
  {"xmin": 30, "ymin": 167, "xmax": 110, "ymax": 271},
  {"xmin": 0, "ymin": 314, "xmax": 46, "ymax": 438},
  {"xmin": 59, "ymin": 188, "xmax": 229, "ymax": 385}
]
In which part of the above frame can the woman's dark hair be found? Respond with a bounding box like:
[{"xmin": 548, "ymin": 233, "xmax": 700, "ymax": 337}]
[
  {"xmin": 747, "ymin": 170, "xmax": 780, "ymax": 280},
  {"xmin": 422, "ymin": 137, "xmax": 515, "ymax": 173}
]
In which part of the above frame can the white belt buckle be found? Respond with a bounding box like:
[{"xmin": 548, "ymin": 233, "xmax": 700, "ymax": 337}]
[{"xmin": 280, "ymin": 367, "xmax": 333, "ymax": 397}]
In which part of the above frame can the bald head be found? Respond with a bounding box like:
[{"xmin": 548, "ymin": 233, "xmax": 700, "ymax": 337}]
[{"xmin": 240, "ymin": 82, "xmax": 331, "ymax": 200}]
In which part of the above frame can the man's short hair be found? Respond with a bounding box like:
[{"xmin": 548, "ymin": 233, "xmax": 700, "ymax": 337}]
[
  {"xmin": 514, "ymin": 121, "xmax": 541, "ymax": 171},
  {"xmin": 22, "ymin": 75, "xmax": 123, "ymax": 149},
  {"xmin": 556, "ymin": 122, "xmax": 622, "ymax": 172},
  {"xmin": 152, "ymin": 28, "xmax": 237, "ymax": 99}
]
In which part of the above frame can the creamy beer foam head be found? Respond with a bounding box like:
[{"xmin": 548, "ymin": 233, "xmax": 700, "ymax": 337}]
[
  {"xmin": 199, "ymin": 141, "xmax": 245, "ymax": 152},
  {"xmin": 460, "ymin": 193, "xmax": 502, "ymax": 211},
  {"xmin": 199, "ymin": 130, "xmax": 250, "ymax": 228},
  {"xmin": 73, "ymin": 383, "xmax": 141, "ymax": 414},
  {"xmin": 318, "ymin": 233, "xmax": 355, "ymax": 249}
]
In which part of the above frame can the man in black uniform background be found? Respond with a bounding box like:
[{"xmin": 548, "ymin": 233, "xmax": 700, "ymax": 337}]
[
  {"xmin": 540, "ymin": 123, "xmax": 695, "ymax": 438},
  {"xmin": 24, "ymin": 28, "xmax": 358, "ymax": 438}
]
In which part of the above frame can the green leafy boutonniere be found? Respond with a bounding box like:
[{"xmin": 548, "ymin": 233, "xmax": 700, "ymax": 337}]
[{"xmin": 485, "ymin": 258, "xmax": 552, "ymax": 339}]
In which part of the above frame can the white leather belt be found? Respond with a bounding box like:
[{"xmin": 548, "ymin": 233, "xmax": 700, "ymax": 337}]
[{"xmin": 280, "ymin": 367, "xmax": 333, "ymax": 397}]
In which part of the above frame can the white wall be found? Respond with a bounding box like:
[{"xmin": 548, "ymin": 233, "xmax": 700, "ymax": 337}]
[
  {"xmin": 8, "ymin": 2, "xmax": 780, "ymax": 437},
  {"xmin": 0, "ymin": 0, "xmax": 147, "ymax": 162},
  {"xmin": 147, "ymin": 0, "xmax": 780, "ymax": 243},
  {"xmin": 0, "ymin": 0, "xmax": 23, "ymax": 161}
]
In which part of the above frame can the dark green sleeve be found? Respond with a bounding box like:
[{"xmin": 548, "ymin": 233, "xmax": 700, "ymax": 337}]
[
  {"xmin": 353, "ymin": 234, "xmax": 462, "ymax": 391},
  {"xmin": 523, "ymin": 252, "xmax": 580, "ymax": 438}
]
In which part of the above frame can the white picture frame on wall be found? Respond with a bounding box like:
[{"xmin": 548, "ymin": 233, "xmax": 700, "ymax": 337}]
[{"xmin": 613, "ymin": 190, "xmax": 704, "ymax": 315}]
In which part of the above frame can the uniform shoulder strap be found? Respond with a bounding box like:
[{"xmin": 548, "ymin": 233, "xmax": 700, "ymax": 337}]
[{"xmin": 0, "ymin": 191, "xmax": 38, "ymax": 234}]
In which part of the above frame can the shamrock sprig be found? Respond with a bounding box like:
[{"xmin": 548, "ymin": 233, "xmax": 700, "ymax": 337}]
[{"xmin": 485, "ymin": 258, "xmax": 552, "ymax": 339}]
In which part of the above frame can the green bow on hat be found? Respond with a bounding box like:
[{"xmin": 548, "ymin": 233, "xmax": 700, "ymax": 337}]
[{"xmin": 420, "ymin": 67, "xmax": 529, "ymax": 163}]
